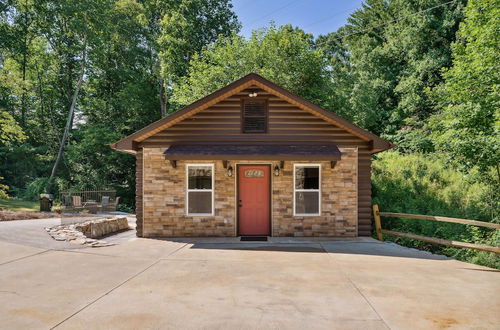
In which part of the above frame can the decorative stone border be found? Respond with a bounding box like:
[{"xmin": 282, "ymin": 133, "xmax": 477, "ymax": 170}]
[{"xmin": 46, "ymin": 217, "xmax": 129, "ymax": 247}]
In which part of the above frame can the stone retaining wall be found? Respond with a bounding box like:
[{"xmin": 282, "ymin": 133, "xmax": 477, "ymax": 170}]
[{"xmin": 77, "ymin": 217, "xmax": 129, "ymax": 238}]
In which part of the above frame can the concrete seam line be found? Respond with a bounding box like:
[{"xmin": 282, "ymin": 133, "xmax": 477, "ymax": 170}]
[
  {"xmin": 0, "ymin": 249, "xmax": 50, "ymax": 267},
  {"xmin": 54, "ymin": 248, "xmax": 132, "ymax": 259},
  {"xmin": 160, "ymin": 242, "xmax": 191, "ymax": 260},
  {"xmin": 347, "ymin": 277, "xmax": 391, "ymax": 328},
  {"xmin": 50, "ymin": 242, "xmax": 189, "ymax": 329},
  {"xmin": 318, "ymin": 241, "xmax": 391, "ymax": 328},
  {"xmin": 50, "ymin": 258, "xmax": 162, "ymax": 329}
]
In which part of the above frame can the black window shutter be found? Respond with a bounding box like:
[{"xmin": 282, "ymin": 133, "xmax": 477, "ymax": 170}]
[{"xmin": 243, "ymin": 100, "xmax": 267, "ymax": 133}]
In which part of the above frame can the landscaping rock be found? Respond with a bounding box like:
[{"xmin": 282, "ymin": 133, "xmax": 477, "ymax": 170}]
[{"xmin": 45, "ymin": 217, "xmax": 129, "ymax": 247}]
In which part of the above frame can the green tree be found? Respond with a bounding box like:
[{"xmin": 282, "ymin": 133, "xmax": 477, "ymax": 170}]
[
  {"xmin": 173, "ymin": 25, "xmax": 329, "ymax": 107},
  {"xmin": 0, "ymin": 111, "xmax": 26, "ymax": 145},
  {"xmin": 157, "ymin": 0, "xmax": 239, "ymax": 116},
  {"xmin": 316, "ymin": 0, "xmax": 465, "ymax": 150},
  {"xmin": 0, "ymin": 110, "xmax": 26, "ymax": 198},
  {"xmin": 430, "ymin": 0, "xmax": 500, "ymax": 183},
  {"xmin": 0, "ymin": 0, "xmax": 151, "ymax": 196}
]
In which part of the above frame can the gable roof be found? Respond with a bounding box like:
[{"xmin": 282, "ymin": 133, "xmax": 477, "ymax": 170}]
[{"xmin": 111, "ymin": 73, "xmax": 394, "ymax": 154}]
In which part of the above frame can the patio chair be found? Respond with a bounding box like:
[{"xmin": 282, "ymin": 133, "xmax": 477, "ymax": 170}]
[
  {"xmin": 112, "ymin": 196, "xmax": 120, "ymax": 211},
  {"xmin": 63, "ymin": 195, "xmax": 72, "ymax": 207},
  {"xmin": 110, "ymin": 196, "xmax": 120, "ymax": 212},
  {"xmin": 72, "ymin": 196, "xmax": 83, "ymax": 209},
  {"xmin": 99, "ymin": 196, "xmax": 120, "ymax": 212},
  {"xmin": 101, "ymin": 196, "xmax": 110, "ymax": 206}
]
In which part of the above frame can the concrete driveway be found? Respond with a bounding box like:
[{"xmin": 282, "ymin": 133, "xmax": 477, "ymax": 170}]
[{"xmin": 0, "ymin": 233, "xmax": 498, "ymax": 329}]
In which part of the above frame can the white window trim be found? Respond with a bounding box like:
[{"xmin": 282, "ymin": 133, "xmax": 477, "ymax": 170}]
[
  {"xmin": 293, "ymin": 164, "xmax": 321, "ymax": 216},
  {"xmin": 186, "ymin": 163, "xmax": 215, "ymax": 216}
]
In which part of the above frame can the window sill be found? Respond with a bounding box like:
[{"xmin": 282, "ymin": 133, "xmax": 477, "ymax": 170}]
[{"xmin": 294, "ymin": 213, "xmax": 321, "ymax": 217}]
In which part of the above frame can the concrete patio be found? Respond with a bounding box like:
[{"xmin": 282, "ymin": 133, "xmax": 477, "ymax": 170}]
[{"xmin": 0, "ymin": 229, "xmax": 498, "ymax": 329}]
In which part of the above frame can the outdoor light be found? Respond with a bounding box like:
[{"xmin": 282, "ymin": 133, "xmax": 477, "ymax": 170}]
[
  {"xmin": 227, "ymin": 165, "xmax": 233, "ymax": 177},
  {"xmin": 274, "ymin": 165, "xmax": 280, "ymax": 176},
  {"xmin": 248, "ymin": 90, "xmax": 258, "ymax": 97}
]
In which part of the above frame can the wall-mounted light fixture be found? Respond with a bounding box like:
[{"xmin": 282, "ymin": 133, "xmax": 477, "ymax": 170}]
[
  {"xmin": 248, "ymin": 89, "xmax": 258, "ymax": 97},
  {"xmin": 227, "ymin": 165, "xmax": 233, "ymax": 177},
  {"xmin": 274, "ymin": 165, "xmax": 280, "ymax": 176}
]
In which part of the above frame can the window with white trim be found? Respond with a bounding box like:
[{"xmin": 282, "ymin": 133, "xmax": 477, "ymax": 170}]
[
  {"xmin": 294, "ymin": 164, "xmax": 321, "ymax": 216},
  {"xmin": 186, "ymin": 164, "xmax": 214, "ymax": 216}
]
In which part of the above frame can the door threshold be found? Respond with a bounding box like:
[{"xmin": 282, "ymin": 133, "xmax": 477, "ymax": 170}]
[{"xmin": 240, "ymin": 236, "xmax": 268, "ymax": 242}]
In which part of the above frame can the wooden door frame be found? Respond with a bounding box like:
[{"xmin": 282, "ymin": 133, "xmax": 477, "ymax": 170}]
[{"xmin": 236, "ymin": 164, "xmax": 272, "ymax": 236}]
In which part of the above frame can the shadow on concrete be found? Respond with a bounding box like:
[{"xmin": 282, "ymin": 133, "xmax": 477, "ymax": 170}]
[
  {"xmin": 320, "ymin": 242, "xmax": 450, "ymax": 260},
  {"xmin": 148, "ymin": 237, "xmax": 451, "ymax": 260},
  {"xmin": 236, "ymin": 246, "xmax": 326, "ymax": 253},
  {"xmin": 460, "ymin": 267, "xmax": 500, "ymax": 273}
]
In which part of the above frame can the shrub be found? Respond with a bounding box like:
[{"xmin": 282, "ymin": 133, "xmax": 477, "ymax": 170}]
[
  {"xmin": 22, "ymin": 177, "xmax": 69, "ymax": 201},
  {"xmin": 0, "ymin": 176, "xmax": 8, "ymax": 199},
  {"xmin": 372, "ymin": 151, "xmax": 499, "ymax": 268}
]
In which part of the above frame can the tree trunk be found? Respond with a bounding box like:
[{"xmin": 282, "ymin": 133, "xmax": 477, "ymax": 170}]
[
  {"xmin": 48, "ymin": 41, "xmax": 87, "ymax": 186},
  {"xmin": 21, "ymin": 22, "xmax": 29, "ymax": 128},
  {"xmin": 21, "ymin": 47, "xmax": 27, "ymax": 128},
  {"xmin": 159, "ymin": 78, "xmax": 167, "ymax": 117}
]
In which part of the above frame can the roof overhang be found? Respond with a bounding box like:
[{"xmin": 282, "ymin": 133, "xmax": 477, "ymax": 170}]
[
  {"xmin": 110, "ymin": 73, "xmax": 394, "ymax": 154},
  {"xmin": 163, "ymin": 143, "xmax": 342, "ymax": 161}
]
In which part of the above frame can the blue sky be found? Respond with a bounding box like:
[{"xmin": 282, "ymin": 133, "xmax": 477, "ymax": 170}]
[{"xmin": 232, "ymin": 0, "xmax": 364, "ymax": 38}]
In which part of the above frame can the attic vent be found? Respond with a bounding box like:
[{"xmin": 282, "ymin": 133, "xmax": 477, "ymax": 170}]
[{"xmin": 242, "ymin": 99, "xmax": 267, "ymax": 133}]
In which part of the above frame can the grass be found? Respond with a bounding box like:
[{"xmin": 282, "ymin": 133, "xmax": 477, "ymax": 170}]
[{"xmin": 0, "ymin": 198, "xmax": 39, "ymax": 212}]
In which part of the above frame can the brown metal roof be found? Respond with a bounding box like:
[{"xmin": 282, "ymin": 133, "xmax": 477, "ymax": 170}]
[
  {"xmin": 163, "ymin": 143, "xmax": 342, "ymax": 161},
  {"xmin": 111, "ymin": 73, "xmax": 394, "ymax": 154}
]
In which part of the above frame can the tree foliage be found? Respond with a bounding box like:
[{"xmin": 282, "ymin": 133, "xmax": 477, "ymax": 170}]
[
  {"xmin": 373, "ymin": 151, "xmax": 499, "ymax": 268},
  {"xmin": 0, "ymin": 0, "xmax": 240, "ymax": 201},
  {"xmin": 158, "ymin": 0, "xmax": 239, "ymax": 81},
  {"xmin": 173, "ymin": 25, "xmax": 329, "ymax": 107},
  {"xmin": 316, "ymin": 0, "xmax": 466, "ymax": 151},
  {"xmin": 0, "ymin": 110, "xmax": 26, "ymax": 198},
  {"xmin": 0, "ymin": 110, "xmax": 26, "ymax": 145},
  {"xmin": 429, "ymin": 0, "xmax": 500, "ymax": 182}
]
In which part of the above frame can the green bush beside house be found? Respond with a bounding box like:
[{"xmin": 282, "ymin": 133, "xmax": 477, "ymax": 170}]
[{"xmin": 372, "ymin": 152, "xmax": 500, "ymax": 269}]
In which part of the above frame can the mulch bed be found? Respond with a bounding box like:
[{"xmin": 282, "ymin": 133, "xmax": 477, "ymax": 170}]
[{"xmin": 0, "ymin": 210, "xmax": 95, "ymax": 221}]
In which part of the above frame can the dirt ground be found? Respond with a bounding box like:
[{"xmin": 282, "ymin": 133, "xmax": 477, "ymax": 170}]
[{"xmin": 0, "ymin": 210, "xmax": 95, "ymax": 221}]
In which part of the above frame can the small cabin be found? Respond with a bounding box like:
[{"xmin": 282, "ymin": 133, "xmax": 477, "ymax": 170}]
[{"xmin": 111, "ymin": 73, "xmax": 392, "ymax": 237}]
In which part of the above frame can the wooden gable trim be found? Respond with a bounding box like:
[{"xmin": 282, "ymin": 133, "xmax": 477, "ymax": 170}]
[
  {"xmin": 110, "ymin": 73, "xmax": 393, "ymax": 154},
  {"xmin": 253, "ymin": 81, "xmax": 371, "ymax": 142},
  {"xmin": 110, "ymin": 77, "xmax": 257, "ymax": 152}
]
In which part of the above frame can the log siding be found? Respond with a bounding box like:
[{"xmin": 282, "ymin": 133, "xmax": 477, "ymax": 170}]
[{"xmin": 135, "ymin": 149, "xmax": 143, "ymax": 236}]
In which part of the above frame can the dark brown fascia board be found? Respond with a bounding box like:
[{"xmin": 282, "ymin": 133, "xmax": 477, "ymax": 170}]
[
  {"xmin": 109, "ymin": 143, "xmax": 136, "ymax": 154},
  {"xmin": 111, "ymin": 72, "xmax": 393, "ymax": 154},
  {"xmin": 372, "ymin": 144, "xmax": 396, "ymax": 154},
  {"xmin": 164, "ymin": 154, "xmax": 342, "ymax": 161}
]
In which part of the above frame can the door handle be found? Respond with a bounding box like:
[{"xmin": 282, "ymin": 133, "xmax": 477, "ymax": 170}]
[{"xmin": 238, "ymin": 200, "xmax": 242, "ymax": 207}]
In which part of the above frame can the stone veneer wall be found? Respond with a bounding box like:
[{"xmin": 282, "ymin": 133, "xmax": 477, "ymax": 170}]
[{"xmin": 142, "ymin": 147, "xmax": 358, "ymax": 237}]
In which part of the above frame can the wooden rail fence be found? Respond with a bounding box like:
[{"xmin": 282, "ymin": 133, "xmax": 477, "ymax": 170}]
[{"xmin": 372, "ymin": 204, "xmax": 500, "ymax": 254}]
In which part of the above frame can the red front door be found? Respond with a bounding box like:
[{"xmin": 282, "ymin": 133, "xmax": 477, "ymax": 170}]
[{"xmin": 238, "ymin": 165, "xmax": 270, "ymax": 236}]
